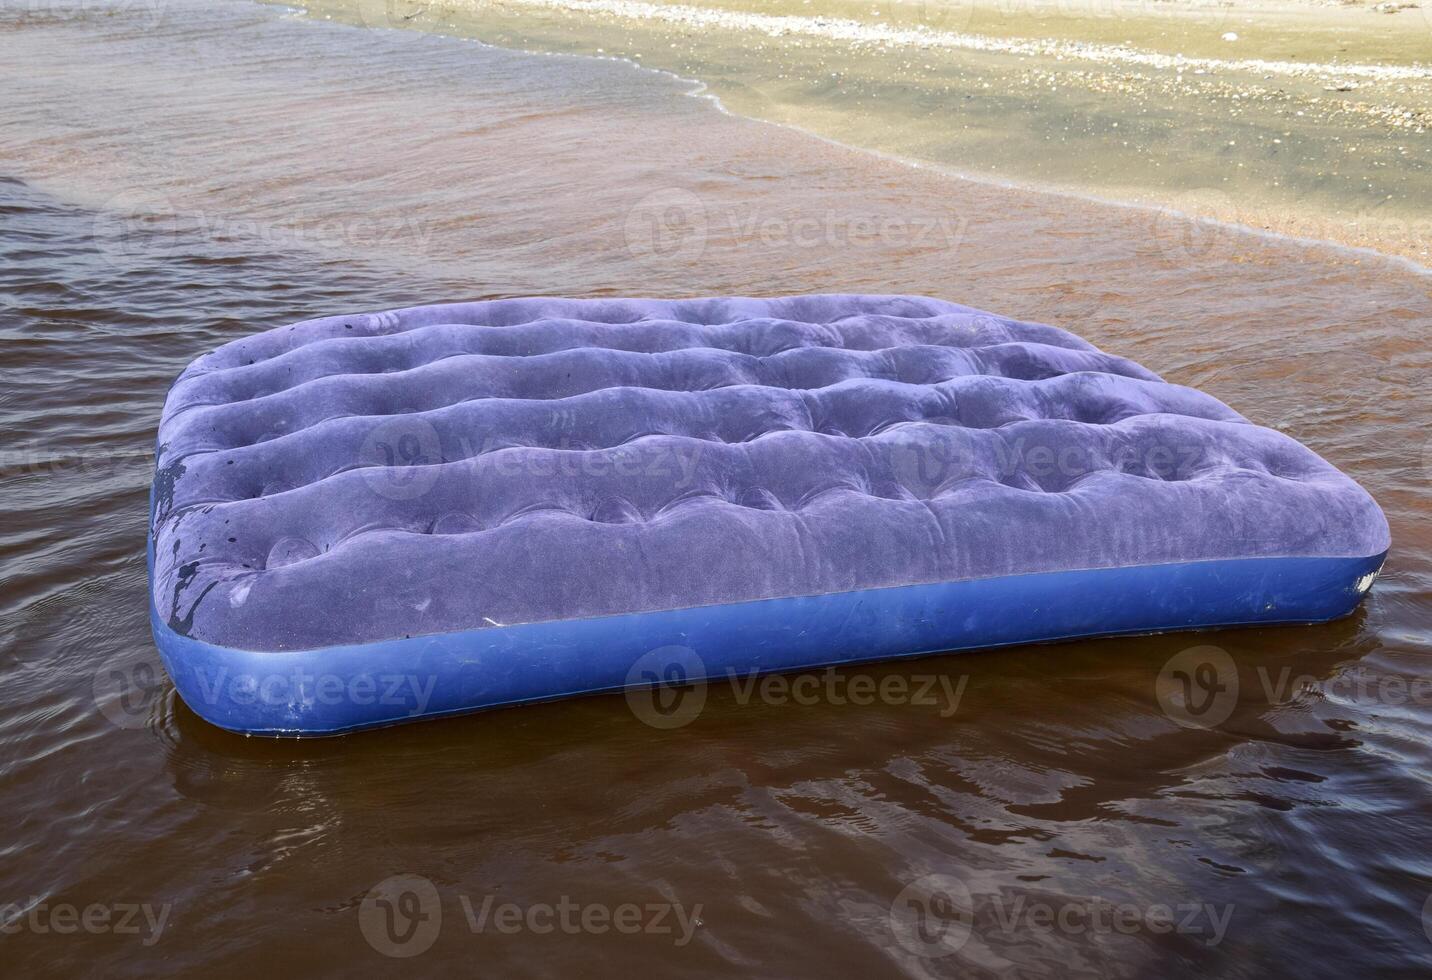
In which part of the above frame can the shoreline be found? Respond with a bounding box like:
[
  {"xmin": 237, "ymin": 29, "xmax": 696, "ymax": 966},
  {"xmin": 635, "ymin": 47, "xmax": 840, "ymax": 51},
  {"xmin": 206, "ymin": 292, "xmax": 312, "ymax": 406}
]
[{"xmin": 288, "ymin": 0, "xmax": 1432, "ymax": 266}]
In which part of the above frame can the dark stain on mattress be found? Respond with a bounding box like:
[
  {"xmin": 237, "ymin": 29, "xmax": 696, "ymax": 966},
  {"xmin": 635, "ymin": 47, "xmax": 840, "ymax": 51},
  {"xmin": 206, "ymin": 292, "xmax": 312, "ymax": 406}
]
[
  {"xmin": 167, "ymin": 560, "xmax": 217, "ymax": 638},
  {"xmin": 168, "ymin": 580, "xmax": 218, "ymax": 639},
  {"xmin": 150, "ymin": 446, "xmax": 185, "ymax": 528}
]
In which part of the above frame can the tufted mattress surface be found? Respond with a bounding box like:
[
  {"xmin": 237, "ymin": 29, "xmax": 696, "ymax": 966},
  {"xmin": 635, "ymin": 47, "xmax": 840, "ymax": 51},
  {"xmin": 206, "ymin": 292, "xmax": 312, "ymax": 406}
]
[{"xmin": 148, "ymin": 294, "xmax": 1388, "ymax": 732}]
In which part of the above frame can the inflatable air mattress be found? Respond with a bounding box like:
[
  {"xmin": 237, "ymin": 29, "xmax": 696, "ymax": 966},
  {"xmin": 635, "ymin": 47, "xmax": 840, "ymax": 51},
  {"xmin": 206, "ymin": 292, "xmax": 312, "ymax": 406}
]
[{"xmin": 148, "ymin": 294, "xmax": 1388, "ymax": 734}]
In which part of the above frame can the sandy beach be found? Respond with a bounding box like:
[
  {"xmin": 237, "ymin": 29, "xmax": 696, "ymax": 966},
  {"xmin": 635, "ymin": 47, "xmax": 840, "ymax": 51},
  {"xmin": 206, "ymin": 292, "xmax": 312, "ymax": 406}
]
[{"xmin": 293, "ymin": 0, "xmax": 1432, "ymax": 263}]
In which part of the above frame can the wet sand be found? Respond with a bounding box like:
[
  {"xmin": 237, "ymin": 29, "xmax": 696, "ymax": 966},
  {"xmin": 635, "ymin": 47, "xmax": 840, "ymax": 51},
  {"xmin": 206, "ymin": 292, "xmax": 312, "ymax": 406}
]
[{"xmin": 295, "ymin": 0, "xmax": 1432, "ymax": 263}]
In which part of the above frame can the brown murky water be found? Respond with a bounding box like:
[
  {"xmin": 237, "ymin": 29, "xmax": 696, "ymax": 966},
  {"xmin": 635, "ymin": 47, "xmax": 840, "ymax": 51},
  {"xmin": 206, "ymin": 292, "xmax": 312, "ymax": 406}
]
[{"xmin": 1, "ymin": 0, "xmax": 1430, "ymax": 975}]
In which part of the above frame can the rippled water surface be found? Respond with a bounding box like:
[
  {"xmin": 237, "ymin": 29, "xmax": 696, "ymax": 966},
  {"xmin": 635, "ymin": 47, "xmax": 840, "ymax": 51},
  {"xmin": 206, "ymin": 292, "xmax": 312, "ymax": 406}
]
[{"xmin": 1, "ymin": 0, "xmax": 1431, "ymax": 975}]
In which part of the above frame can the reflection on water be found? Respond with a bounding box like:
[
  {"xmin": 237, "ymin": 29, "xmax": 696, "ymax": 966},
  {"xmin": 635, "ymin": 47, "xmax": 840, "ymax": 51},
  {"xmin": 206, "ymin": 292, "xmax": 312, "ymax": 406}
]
[{"xmin": 1, "ymin": 0, "xmax": 1431, "ymax": 975}]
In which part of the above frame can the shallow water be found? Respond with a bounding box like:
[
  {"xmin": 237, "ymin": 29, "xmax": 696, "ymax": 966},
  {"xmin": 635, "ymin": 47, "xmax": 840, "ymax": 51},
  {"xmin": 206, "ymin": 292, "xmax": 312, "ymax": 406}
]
[
  {"xmin": 296, "ymin": 0, "xmax": 1432, "ymax": 264},
  {"xmin": 1, "ymin": 0, "xmax": 1431, "ymax": 975}
]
